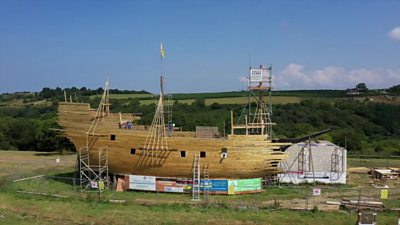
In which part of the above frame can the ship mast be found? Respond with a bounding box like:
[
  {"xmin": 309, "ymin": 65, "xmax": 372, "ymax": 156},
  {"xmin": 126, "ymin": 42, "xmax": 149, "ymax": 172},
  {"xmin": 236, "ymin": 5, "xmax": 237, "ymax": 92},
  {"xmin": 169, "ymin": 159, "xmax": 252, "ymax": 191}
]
[{"xmin": 143, "ymin": 43, "xmax": 169, "ymax": 165}]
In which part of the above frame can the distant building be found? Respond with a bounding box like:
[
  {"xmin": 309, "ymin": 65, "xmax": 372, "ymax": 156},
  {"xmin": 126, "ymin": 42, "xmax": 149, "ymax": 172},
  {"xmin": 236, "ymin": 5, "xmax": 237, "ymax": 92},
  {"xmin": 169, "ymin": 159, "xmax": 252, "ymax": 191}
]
[
  {"xmin": 346, "ymin": 88, "xmax": 360, "ymax": 95},
  {"xmin": 278, "ymin": 141, "xmax": 347, "ymax": 184}
]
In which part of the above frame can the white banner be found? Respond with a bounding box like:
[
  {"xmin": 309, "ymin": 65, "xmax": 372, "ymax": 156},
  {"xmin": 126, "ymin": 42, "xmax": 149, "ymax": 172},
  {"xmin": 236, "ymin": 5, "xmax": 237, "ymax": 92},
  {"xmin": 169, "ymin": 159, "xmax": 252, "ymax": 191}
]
[
  {"xmin": 249, "ymin": 69, "xmax": 270, "ymax": 82},
  {"xmin": 164, "ymin": 186, "xmax": 184, "ymax": 193},
  {"xmin": 129, "ymin": 175, "xmax": 156, "ymax": 191}
]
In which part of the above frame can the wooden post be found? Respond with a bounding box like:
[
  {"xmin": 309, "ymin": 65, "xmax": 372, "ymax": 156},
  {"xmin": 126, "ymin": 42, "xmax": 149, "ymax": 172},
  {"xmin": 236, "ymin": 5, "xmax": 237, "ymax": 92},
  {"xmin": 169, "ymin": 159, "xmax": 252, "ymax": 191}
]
[
  {"xmin": 397, "ymin": 210, "xmax": 400, "ymax": 225},
  {"xmin": 64, "ymin": 90, "xmax": 67, "ymax": 102},
  {"xmin": 245, "ymin": 115, "xmax": 248, "ymax": 135},
  {"xmin": 261, "ymin": 119, "xmax": 265, "ymax": 135},
  {"xmin": 230, "ymin": 110, "xmax": 234, "ymax": 135}
]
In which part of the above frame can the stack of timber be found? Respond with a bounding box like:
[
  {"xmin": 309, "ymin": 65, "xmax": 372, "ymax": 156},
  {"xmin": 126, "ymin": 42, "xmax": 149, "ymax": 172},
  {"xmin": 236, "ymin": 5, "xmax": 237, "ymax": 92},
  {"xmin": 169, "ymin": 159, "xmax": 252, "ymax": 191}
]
[
  {"xmin": 340, "ymin": 198, "xmax": 385, "ymax": 212},
  {"xmin": 273, "ymin": 199, "xmax": 340, "ymax": 212}
]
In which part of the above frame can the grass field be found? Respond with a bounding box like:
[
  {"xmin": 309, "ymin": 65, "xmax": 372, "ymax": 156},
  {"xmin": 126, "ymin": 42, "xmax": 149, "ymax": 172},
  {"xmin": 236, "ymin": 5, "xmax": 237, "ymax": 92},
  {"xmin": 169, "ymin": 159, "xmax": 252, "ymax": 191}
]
[
  {"xmin": 1, "ymin": 151, "xmax": 399, "ymax": 225},
  {"xmin": 88, "ymin": 91, "xmax": 399, "ymax": 108},
  {"xmin": 102, "ymin": 90, "xmax": 346, "ymax": 100},
  {"xmin": 90, "ymin": 93, "xmax": 154, "ymax": 99},
  {"xmin": 140, "ymin": 96, "xmax": 301, "ymax": 105},
  {"xmin": 347, "ymin": 157, "xmax": 400, "ymax": 167},
  {"xmin": 2, "ymin": 192, "xmax": 396, "ymax": 225}
]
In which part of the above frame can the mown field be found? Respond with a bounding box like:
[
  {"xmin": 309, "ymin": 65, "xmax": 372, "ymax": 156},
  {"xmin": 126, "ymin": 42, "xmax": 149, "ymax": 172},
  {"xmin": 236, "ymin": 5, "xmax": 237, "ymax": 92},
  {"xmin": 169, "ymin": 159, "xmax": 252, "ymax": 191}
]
[
  {"xmin": 0, "ymin": 151, "xmax": 399, "ymax": 225},
  {"xmin": 140, "ymin": 96, "xmax": 301, "ymax": 105},
  {"xmin": 88, "ymin": 90, "xmax": 399, "ymax": 106},
  {"xmin": 90, "ymin": 93, "xmax": 154, "ymax": 100}
]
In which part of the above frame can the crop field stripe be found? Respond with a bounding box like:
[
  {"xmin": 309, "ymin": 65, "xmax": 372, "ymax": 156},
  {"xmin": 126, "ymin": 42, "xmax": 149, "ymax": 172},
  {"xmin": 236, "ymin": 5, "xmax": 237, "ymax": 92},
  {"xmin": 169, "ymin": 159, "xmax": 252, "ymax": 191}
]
[{"xmin": 140, "ymin": 96, "xmax": 301, "ymax": 105}]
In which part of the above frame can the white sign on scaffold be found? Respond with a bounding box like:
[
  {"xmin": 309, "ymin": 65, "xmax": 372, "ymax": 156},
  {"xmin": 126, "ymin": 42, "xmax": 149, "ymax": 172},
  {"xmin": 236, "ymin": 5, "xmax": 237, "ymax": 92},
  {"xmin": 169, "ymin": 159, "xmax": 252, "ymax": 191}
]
[
  {"xmin": 313, "ymin": 188, "xmax": 321, "ymax": 196},
  {"xmin": 90, "ymin": 181, "xmax": 98, "ymax": 189},
  {"xmin": 249, "ymin": 69, "xmax": 270, "ymax": 83}
]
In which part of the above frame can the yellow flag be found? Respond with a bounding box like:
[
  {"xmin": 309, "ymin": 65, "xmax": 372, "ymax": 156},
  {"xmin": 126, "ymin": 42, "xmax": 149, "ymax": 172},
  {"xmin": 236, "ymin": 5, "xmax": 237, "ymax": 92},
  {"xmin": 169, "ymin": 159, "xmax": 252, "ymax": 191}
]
[{"xmin": 160, "ymin": 43, "xmax": 165, "ymax": 59}]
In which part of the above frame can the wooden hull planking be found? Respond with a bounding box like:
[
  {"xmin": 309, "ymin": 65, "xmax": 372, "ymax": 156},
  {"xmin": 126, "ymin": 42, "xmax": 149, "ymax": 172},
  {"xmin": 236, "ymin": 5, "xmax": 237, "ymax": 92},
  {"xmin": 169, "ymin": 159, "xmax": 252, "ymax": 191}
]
[{"xmin": 58, "ymin": 102, "xmax": 289, "ymax": 179}]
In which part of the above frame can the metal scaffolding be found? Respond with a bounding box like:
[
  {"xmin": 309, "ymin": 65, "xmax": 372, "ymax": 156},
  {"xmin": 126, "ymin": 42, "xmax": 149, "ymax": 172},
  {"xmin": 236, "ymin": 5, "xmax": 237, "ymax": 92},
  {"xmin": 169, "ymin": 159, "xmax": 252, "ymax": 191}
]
[
  {"xmin": 79, "ymin": 146, "xmax": 109, "ymax": 193},
  {"xmin": 298, "ymin": 140, "xmax": 316, "ymax": 184},
  {"xmin": 330, "ymin": 146, "xmax": 345, "ymax": 180},
  {"xmin": 79, "ymin": 79, "xmax": 111, "ymax": 193},
  {"xmin": 192, "ymin": 153, "xmax": 201, "ymax": 201}
]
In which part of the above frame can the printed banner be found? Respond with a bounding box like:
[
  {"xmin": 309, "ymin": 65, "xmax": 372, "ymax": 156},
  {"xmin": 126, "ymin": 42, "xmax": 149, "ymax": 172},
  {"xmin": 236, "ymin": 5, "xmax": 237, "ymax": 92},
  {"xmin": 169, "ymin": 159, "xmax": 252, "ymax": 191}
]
[
  {"xmin": 164, "ymin": 186, "xmax": 184, "ymax": 193},
  {"xmin": 129, "ymin": 175, "xmax": 156, "ymax": 191},
  {"xmin": 228, "ymin": 178, "xmax": 261, "ymax": 192},
  {"xmin": 200, "ymin": 179, "xmax": 228, "ymax": 192}
]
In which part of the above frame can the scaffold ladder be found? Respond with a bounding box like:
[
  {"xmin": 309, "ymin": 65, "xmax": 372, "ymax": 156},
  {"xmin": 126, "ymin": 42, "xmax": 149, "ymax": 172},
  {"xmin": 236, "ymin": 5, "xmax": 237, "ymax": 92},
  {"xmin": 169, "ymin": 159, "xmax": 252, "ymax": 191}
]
[
  {"xmin": 330, "ymin": 147, "xmax": 344, "ymax": 180},
  {"xmin": 192, "ymin": 154, "xmax": 201, "ymax": 201},
  {"xmin": 203, "ymin": 164, "xmax": 210, "ymax": 200},
  {"xmin": 298, "ymin": 140, "xmax": 316, "ymax": 184}
]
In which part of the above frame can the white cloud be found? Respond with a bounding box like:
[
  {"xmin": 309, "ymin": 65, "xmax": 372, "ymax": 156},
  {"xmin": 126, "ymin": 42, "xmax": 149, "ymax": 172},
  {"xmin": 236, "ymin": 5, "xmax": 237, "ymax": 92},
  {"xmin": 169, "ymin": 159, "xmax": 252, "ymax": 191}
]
[
  {"xmin": 388, "ymin": 26, "xmax": 400, "ymax": 41},
  {"xmin": 274, "ymin": 64, "xmax": 400, "ymax": 90},
  {"xmin": 239, "ymin": 76, "xmax": 248, "ymax": 83}
]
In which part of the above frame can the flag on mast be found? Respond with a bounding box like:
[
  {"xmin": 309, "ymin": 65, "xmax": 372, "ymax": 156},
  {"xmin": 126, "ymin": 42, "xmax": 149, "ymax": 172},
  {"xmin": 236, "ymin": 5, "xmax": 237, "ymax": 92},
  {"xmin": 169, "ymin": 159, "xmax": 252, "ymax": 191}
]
[{"xmin": 160, "ymin": 43, "xmax": 165, "ymax": 59}]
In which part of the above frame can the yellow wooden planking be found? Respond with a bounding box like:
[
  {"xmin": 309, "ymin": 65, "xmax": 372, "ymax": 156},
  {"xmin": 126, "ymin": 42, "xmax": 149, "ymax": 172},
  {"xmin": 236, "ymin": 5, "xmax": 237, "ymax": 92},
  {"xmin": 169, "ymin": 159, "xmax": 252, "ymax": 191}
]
[{"xmin": 58, "ymin": 102, "xmax": 289, "ymax": 179}]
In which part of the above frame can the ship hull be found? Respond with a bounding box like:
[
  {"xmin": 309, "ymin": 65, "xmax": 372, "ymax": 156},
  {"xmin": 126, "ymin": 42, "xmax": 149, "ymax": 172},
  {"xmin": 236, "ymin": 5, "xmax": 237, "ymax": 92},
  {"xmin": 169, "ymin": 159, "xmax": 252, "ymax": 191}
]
[{"xmin": 58, "ymin": 102, "xmax": 288, "ymax": 179}]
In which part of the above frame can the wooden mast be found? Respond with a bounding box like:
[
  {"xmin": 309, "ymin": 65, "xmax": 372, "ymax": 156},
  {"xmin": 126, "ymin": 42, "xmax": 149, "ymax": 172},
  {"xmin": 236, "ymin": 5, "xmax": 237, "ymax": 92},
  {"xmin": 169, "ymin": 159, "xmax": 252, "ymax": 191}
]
[{"xmin": 143, "ymin": 43, "xmax": 168, "ymax": 164}]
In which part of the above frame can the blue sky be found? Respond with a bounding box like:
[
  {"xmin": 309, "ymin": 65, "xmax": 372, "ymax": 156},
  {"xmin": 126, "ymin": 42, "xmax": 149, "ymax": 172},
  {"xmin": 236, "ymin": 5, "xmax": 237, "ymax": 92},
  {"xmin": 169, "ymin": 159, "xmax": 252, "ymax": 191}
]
[{"xmin": 1, "ymin": 0, "xmax": 399, "ymax": 93}]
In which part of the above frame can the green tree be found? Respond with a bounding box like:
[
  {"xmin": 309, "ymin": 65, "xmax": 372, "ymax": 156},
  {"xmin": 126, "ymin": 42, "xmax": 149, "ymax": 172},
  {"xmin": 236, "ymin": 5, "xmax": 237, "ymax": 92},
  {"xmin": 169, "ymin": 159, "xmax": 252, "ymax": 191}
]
[{"xmin": 356, "ymin": 83, "xmax": 368, "ymax": 92}]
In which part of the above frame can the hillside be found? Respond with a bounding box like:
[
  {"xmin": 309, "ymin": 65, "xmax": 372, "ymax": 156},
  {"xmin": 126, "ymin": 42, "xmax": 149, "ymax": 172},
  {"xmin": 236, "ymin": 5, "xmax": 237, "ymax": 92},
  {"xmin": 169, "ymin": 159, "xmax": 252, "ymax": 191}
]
[{"xmin": 0, "ymin": 86, "xmax": 399, "ymax": 156}]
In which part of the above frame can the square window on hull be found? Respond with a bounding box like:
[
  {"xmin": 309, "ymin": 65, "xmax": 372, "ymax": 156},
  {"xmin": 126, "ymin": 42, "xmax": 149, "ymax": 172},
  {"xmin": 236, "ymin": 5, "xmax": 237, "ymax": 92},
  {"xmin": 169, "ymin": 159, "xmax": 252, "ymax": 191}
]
[
  {"xmin": 180, "ymin": 151, "xmax": 186, "ymax": 158},
  {"xmin": 200, "ymin": 151, "xmax": 206, "ymax": 158},
  {"xmin": 111, "ymin": 134, "xmax": 116, "ymax": 141},
  {"xmin": 131, "ymin": 148, "xmax": 136, "ymax": 155}
]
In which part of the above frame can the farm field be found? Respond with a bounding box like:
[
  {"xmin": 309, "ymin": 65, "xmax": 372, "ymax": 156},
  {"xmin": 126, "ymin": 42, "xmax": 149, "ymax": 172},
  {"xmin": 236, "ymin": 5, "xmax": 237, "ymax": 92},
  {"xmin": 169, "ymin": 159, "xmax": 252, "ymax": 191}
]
[
  {"xmin": 0, "ymin": 151, "xmax": 399, "ymax": 225},
  {"xmin": 90, "ymin": 93, "xmax": 154, "ymax": 99},
  {"xmin": 140, "ymin": 96, "xmax": 301, "ymax": 105}
]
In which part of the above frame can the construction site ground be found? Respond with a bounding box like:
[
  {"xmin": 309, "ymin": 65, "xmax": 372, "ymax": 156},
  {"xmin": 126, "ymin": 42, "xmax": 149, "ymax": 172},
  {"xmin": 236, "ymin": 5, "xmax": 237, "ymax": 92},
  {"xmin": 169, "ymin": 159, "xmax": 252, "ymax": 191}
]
[{"xmin": 0, "ymin": 151, "xmax": 399, "ymax": 225}]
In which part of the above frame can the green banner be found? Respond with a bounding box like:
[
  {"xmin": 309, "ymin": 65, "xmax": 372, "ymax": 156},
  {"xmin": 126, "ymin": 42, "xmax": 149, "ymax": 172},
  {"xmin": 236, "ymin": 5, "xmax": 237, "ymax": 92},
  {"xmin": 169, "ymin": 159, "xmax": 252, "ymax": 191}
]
[{"xmin": 228, "ymin": 178, "xmax": 261, "ymax": 192}]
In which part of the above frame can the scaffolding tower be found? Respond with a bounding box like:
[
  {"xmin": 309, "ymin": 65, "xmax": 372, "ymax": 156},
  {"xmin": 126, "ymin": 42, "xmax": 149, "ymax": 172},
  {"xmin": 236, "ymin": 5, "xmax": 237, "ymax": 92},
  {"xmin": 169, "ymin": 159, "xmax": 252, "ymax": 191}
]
[
  {"xmin": 330, "ymin": 146, "xmax": 345, "ymax": 180},
  {"xmin": 298, "ymin": 140, "xmax": 316, "ymax": 184},
  {"xmin": 232, "ymin": 65, "xmax": 275, "ymax": 139},
  {"xmin": 79, "ymin": 146, "xmax": 109, "ymax": 192},
  {"xmin": 78, "ymin": 79, "xmax": 111, "ymax": 193}
]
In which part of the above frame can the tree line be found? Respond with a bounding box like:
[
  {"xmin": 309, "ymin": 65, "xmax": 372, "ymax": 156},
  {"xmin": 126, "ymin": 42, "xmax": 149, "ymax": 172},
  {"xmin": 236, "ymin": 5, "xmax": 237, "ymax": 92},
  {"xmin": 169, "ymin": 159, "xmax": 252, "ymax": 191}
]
[{"xmin": 0, "ymin": 87, "xmax": 399, "ymax": 155}]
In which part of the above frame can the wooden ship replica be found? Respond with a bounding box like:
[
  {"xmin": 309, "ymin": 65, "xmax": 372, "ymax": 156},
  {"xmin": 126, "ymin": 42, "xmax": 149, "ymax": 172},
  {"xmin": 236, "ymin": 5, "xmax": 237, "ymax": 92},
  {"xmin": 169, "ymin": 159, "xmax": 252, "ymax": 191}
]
[
  {"xmin": 58, "ymin": 53, "xmax": 333, "ymax": 192},
  {"xmin": 58, "ymin": 65, "xmax": 295, "ymax": 180}
]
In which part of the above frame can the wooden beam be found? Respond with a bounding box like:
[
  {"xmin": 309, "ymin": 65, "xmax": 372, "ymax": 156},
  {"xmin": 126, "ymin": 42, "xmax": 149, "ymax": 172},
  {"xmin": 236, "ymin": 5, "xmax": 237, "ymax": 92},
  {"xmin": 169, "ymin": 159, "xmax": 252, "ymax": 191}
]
[{"xmin": 230, "ymin": 110, "xmax": 234, "ymax": 135}]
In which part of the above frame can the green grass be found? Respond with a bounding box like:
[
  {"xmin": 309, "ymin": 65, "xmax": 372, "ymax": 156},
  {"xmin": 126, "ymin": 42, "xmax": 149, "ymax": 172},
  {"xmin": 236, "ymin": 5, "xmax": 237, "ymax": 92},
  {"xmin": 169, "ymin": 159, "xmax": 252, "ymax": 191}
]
[
  {"xmin": 347, "ymin": 158, "xmax": 400, "ymax": 167},
  {"xmin": 90, "ymin": 93, "xmax": 154, "ymax": 100},
  {"xmin": 140, "ymin": 96, "xmax": 301, "ymax": 105},
  {"xmin": 90, "ymin": 90, "xmax": 340, "ymax": 101},
  {"xmin": 0, "ymin": 190, "xmax": 398, "ymax": 225},
  {"xmin": 1, "ymin": 151, "xmax": 400, "ymax": 224},
  {"xmin": 1, "ymin": 192, "xmax": 399, "ymax": 225}
]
